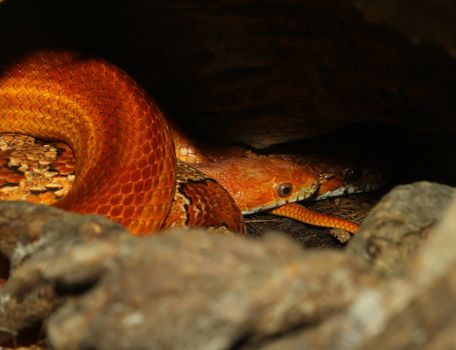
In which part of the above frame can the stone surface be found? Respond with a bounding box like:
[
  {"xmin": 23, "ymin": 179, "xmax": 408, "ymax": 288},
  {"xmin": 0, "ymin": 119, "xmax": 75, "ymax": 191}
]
[
  {"xmin": 247, "ymin": 185, "xmax": 456, "ymax": 350},
  {"xmin": 0, "ymin": 202, "xmax": 375, "ymax": 350},
  {"xmin": 47, "ymin": 231, "xmax": 373, "ymax": 350},
  {"xmin": 0, "ymin": 201, "xmax": 128, "ymax": 344},
  {"xmin": 1, "ymin": 181, "xmax": 456, "ymax": 350},
  {"xmin": 350, "ymin": 192, "xmax": 456, "ymax": 349},
  {"xmin": 346, "ymin": 181, "xmax": 455, "ymax": 277}
]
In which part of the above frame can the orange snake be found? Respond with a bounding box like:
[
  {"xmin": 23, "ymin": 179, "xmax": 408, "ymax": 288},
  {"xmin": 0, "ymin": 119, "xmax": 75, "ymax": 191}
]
[{"xmin": 0, "ymin": 51, "xmax": 376, "ymax": 235}]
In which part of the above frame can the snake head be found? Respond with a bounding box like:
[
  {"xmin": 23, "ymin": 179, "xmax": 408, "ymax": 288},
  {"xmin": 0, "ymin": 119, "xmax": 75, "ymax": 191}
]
[
  {"xmin": 194, "ymin": 156, "xmax": 319, "ymax": 214},
  {"xmin": 297, "ymin": 155, "xmax": 392, "ymax": 200}
]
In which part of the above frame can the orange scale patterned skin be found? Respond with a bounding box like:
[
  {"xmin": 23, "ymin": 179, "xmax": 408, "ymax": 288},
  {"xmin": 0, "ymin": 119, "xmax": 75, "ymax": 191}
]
[
  {"xmin": 134, "ymin": 182, "xmax": 144, "ymax": 193},
  {"xmin": 0, "ymin": 50, "xmax": 383, "ymax": 238},
  {"xmin": 134, "ymin": 193, "xmax": 145, "ymax": 206},
  {"xmin": 164, "ymin": 161, "xmax": 244, "ymax": 233},
  {"xmin": 183, "ymin": 143, "xmax": 386, "ymax": 234},
  {"xmin": 141, "ymin": 166, "xmax": 152, "ymax": 179},
  {"xmin": 193, "ymin": 157, "xmax": 319, "ymax": 214},
  {"xmin": 97, "ymin": 205, "xmax": 111, "ymax": 217},
  {"xmin": 121, "ymin": 183, "xmax": 133, "ymax": 195},
  {"xmin": 0, "ymin": 51, "xmax": 177, "ymax": 234},
  {"xmin": 109, "ymin": 194, "xmax": 123, "ymax": 206},
  {"xmin": 110, "ymin": 205, "xmax": 124, "ymax": 219},
  {"xmin": 123, "ymin": 206, "xmax": 135, "ymax": 219},
  {"xmin": 270, "ymin": 203, "xmax": 359, "ymax": 233}
]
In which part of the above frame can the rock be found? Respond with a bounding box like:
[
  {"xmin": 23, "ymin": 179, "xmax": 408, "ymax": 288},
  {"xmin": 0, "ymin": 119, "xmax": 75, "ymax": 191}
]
[
  {"xmin": 46, "ymin": 231, "xmax": 377, "ymax": 350},
  {"xmin": 0, "ymin": 201, "xmax": 129, "ymax": 343},
  {"xmin": 346, "ymin": 191, "xmax": 456, "ymax": 349},
  {"xmin": 346, "ymin": 181, "xmax": 455, "ymax": 277},
  {"xmin": 246, "ymin": 187, "xmax": 456, "ymax": 350},
  {"xmin": 2, "ymin": 182, "xmax": 456, "ymax": 350},
  {"xmin": 118, "ymin": 1, "xmax": 456, "ymax": 148},
  {"xmin": 353, "ymin": 0, "xmax": 456, "ymax": 58},
  {"xmin": 0, "ymin": 201, "xmax": 377, "ymax": 350}
]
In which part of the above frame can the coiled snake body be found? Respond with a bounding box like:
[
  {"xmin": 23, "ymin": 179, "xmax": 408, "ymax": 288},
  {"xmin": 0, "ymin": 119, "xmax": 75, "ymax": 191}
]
[{"xmin": 0, "ymin": 51, "xmax": 380, "ymax": 235}]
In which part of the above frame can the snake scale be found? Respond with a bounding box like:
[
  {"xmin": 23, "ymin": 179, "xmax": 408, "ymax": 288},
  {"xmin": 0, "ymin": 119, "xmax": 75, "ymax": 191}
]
[{"xmin": 0, "ymin": 51, "xmax": 382, "ymax": 236}]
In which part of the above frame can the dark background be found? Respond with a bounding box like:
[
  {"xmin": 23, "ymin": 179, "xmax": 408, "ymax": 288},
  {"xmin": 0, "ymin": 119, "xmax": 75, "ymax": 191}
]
[{"xmin": 1, "ymin": 0, "xmax": 455, "ymax": 187}]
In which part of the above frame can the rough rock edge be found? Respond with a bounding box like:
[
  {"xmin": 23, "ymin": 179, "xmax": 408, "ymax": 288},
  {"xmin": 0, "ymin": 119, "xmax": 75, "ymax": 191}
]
[
  {"xmin": 0, "ymin": 201, "xmax": 128, "ymax": 342},
  {"xmin": 249, "ymin": 182, "xmax": 456, "ymax": 349},
  {"xmin": 1, "ymin": 181, "xmax": 455, "ymax": 349},
  {"xmin": 346, "ymin": 181, "xmax": 454, "ymax": 277}
]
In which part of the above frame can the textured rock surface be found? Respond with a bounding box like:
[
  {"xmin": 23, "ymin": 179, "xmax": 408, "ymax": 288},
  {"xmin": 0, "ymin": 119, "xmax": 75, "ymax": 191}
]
[
  {"xmin": 348, "ymin": 191, "xmax": 456, "ymax": 349},
  {"xmin": 1, "ymin": 180, "xmax": 456, "ymax": 350},
  {"xmin": 0, "ymin": 202, "xmax": 128, "ymax": 343},
  {"xmin": 0, "ymin": 201, "xmax": 375, "ymax": 349},
  {"xmin": 347, "ymin": 181, "xmax": 455, "ymax": 277},
  {"xmin": 246, "ymin": 183, "xmax": 456, "ymax": 350},
  {"xmin": 46, "ymin": 233, "xmax": 374, "ymax": 350}
]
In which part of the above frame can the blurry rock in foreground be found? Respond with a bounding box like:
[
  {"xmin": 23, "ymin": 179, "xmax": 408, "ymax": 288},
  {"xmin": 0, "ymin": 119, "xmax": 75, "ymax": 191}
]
[{"xmin": 1, "ymin": 180, "xmax": 456, "ymax": 349}]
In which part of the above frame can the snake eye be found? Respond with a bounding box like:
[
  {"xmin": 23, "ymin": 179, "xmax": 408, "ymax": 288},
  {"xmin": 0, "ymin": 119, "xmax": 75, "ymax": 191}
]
[
  {"xmin": 344, "ymin": 168, "xmax": 362, "ymax": 182},
  {"xmin": 276, "ymin": 183, "xmax": 293, "ymax": 198}
]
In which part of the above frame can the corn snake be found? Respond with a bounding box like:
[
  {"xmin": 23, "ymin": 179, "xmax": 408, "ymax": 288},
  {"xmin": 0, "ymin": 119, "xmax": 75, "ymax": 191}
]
[{"xmin": 0, "ymin": 51, "xmax": 380, "ymax": 236}]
